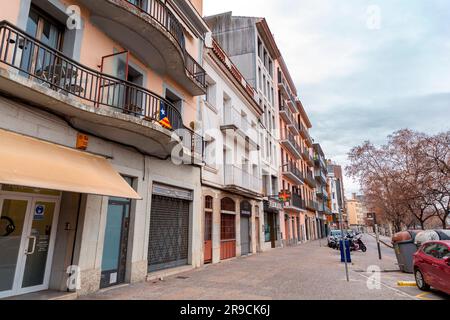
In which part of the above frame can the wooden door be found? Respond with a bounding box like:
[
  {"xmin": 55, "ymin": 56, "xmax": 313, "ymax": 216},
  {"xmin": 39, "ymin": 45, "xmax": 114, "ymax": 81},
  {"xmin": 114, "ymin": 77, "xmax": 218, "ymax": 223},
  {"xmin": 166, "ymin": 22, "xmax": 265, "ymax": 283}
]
[{"xmin": 204, "ymin": 212, "xmax": 212, "ymax": 264}]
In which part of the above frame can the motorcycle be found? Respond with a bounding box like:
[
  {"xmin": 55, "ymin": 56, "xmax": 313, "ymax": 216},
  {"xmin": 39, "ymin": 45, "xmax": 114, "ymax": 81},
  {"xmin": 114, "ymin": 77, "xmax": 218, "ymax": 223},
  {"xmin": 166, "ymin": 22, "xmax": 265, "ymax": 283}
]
[
  {"xmin": 349, "ymin": 234, "xmax": 367, "ymax": 252},
  {"xmin": 335, "ymin": 233, "xmax": 367, "ymax": 253}
]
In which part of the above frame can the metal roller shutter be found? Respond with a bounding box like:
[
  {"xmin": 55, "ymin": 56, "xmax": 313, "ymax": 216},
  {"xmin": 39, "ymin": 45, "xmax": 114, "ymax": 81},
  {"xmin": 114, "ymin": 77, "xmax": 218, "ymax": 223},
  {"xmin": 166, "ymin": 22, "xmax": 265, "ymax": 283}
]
[
  {"xmin": 240, "ymin": 216, "xmax": 250, "ymax": 255},
  {"xmin": 148, "ymin": 195, "xmax": 190, "ymax": 272}
]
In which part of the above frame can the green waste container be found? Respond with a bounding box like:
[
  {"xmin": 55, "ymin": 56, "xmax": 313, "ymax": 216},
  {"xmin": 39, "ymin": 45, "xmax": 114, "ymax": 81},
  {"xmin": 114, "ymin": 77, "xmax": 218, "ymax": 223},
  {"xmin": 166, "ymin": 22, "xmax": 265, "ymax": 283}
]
[{"xmin": 392, "ymin": 231, "xmax": 421, "ymax": 274}]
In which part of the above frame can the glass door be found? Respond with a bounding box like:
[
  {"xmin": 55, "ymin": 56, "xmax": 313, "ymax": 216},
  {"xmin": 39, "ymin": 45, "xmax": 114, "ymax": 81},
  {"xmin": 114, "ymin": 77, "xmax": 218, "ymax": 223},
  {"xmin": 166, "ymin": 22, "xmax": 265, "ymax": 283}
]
[
  {"xmin": 0, "ymin": 197, "xmax": 31, "ymax": 298},
  {"xmin": 100, "ymin": 198, "xmax": 131, "ymax": 289},
  {"xmin": 19, "ymin": 199, "xmax": 59, "ymax": 294},
  {"xmin": 0, "ymin": 196, "xmax": 59, "ymax": 298}
]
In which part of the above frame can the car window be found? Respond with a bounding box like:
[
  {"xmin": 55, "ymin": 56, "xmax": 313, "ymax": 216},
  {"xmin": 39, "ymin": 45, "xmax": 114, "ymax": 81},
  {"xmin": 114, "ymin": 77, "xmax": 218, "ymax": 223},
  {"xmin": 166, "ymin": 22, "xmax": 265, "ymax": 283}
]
[
  {"xmin": 423, "ymin": 244, "xmax": 438, "ymax": 257},
  {"xmin": 434, "ymin": 245, "xmax": 450, "ymax": 260}
]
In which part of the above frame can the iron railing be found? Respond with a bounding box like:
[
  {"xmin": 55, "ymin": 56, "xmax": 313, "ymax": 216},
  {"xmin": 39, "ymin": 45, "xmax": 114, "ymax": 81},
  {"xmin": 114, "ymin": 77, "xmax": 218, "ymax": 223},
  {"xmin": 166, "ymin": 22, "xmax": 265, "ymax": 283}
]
[
  {"xmin": 281, "ymin": 132, "xmax": 302, "ymax": 157},
  {"xmin": 125, "ymin": 0, "xmax": 206, "ymax": 90},
  {"xmin": 285, "ymin": 193, "xmax": 304, "ymax": 210},
  {"xmin": 281, "ymin": 162, "xmax": 305, "ymax": 184},
  {"xmin": 305, "ymin": 172, "xmax": 317, "ymax": 187},
  {"xmin": 0, "ymin": 21, "xmax": 203, "ymax": 158}
]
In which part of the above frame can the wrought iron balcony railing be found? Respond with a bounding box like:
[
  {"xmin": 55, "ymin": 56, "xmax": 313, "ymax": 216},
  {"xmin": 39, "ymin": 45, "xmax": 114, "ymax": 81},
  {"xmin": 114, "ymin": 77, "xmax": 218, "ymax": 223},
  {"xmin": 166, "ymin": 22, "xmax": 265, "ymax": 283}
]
[
  {"xmin": 304, "ymin": 172, "xmax": 317, "ymax": 188},
  {"xmin": 281, "ymin": 162, "xmax": 305, "ymax": 185},
  {"xmin": 0, "ymin": 21, "xmax": 203, "ymax": 158},
  {"xmin": 125, "ymin": 0, "xmax": 206, "ymax": 90}
]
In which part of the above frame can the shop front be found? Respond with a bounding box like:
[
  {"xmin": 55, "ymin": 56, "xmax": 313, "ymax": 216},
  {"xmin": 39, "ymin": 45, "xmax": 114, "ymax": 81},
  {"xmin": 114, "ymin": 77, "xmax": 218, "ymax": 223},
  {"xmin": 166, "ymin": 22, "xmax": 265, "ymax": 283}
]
[
  {"xmin": 263, "ymin": 198, "xmax": 281, "ymax": 250},
  {"xmin": 0, "ymin": 129, "xmax": 140, "ymax": 298}
]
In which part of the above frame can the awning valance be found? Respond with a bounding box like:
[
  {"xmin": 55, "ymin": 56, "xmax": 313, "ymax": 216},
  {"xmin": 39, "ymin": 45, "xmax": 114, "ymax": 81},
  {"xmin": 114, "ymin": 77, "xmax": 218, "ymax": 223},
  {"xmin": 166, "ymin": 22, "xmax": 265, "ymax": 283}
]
[{"xmin": 0, "ymin": 129, "xmax": 141, "ymax": 199}]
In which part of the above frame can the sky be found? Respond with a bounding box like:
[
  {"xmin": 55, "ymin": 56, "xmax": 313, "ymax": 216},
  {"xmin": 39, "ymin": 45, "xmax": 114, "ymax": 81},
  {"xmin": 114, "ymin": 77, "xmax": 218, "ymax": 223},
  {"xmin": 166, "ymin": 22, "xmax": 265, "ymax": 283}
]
[{"xmin": 204, "ymin": 0, "xmax": 450, "ymax": 197}]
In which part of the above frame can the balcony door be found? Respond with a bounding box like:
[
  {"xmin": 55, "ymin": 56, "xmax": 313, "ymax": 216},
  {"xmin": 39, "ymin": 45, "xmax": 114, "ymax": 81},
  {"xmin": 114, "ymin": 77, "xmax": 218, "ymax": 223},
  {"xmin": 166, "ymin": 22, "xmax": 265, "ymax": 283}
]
[{"xmin": 20, "ymin": 6, "xmax": 64, "ymax": 79}]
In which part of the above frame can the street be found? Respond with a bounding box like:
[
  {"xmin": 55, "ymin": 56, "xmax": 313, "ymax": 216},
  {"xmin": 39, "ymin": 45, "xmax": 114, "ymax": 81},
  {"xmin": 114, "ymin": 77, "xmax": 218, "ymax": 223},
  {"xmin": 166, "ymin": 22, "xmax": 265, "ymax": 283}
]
[{"xmin": 82, "ymin": 235, "xmax": 449, "ymax": 300}]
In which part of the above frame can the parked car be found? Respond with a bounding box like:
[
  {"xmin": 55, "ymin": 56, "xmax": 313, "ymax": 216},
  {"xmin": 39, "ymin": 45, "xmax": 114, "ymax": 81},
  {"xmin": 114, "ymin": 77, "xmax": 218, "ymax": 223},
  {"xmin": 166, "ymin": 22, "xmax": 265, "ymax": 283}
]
[{"xmin": 413, "ymin": 240, "xmax": 450, "ymax": 295}]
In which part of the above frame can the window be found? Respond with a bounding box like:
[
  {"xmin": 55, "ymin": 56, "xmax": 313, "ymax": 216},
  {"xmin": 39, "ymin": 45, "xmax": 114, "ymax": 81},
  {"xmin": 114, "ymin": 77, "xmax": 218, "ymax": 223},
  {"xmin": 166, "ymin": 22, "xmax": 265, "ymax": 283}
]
[
  {"xmin": 221, "ymin": 198, "xmax": 235, "ymax": 212},
  {"xmin": 424, "ymin": 244, "xmax": 450, "ymax": 259},
  {"xmin": 263, "ymin": 75, "xmax": 266, "ymax": 95},
  {"xmin": 205, "ymin": 196, "xmax": 213, "ymax": 210},
  {"xmin": 269, "ymin": 59, "xmax": 273, "ymax": 78},
  {"xmin": 22, "ymin": 6, "xmax": 65, "ymax": 78},
  {"xmin": 221, "ymin": 214, "xmax": 236, "ymax": 241},
  {"xmin": 206, "ymin": 82, "xmax": 216, "ymax": 105},
  {"xmin": 258, "ymin": 67, "xmax": 262, "ymax": 90},
  {"xmin": 205, "ymin": 138, "xmax": 216, "ymax": 168}
]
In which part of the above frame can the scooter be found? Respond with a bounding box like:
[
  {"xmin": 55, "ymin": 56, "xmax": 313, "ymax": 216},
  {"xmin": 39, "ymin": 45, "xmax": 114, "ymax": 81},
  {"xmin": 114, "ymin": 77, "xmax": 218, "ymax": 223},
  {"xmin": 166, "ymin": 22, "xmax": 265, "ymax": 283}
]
[{"xmin": 350, "ymin": 234, "xmax": 367, "ymax": 252}]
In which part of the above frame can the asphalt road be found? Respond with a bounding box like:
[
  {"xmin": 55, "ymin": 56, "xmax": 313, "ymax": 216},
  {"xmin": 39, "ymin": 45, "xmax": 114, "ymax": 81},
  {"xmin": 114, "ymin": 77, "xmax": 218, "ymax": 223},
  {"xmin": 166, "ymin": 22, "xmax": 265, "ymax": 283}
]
[{"xmin": 82, "ymin": 234, "xmax": 449, "ymax": 300}]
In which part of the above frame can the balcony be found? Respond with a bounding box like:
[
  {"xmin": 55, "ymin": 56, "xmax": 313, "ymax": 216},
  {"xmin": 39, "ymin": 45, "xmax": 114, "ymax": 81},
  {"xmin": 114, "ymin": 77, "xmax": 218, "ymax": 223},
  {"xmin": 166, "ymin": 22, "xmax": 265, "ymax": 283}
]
[
  {"xmin": 284, "ymin": 193, "xmax": 306, "ymax": 212},
  {"xmin": 281, "ymin": 162, "xmax": 304, "ymax": 186},
  {"xmin": 315, "ymin": 169, "xmax": 327, "ymax": 184},
  {"xmin": 264, "ymin": 196, "xmax": 283, "ymax": 212},
  {"xmin": 314, "ymin": 155, "xmax": 327, "ymax": 171},
  {"xmin": 279, "ymin": 104, "xmax": 294, "ymax": 126},
  {"xmin": 278, "ymin": 70, "xmax": 298, "ymax": 114},
  {"xmin": 288, "ymin": 120, "xmax": 300, "ymax": 136},
  {"xmin": 78, "ymin": 0, "xmax": 206, "ymax": 96},
  {"xmin": 0, "ymin": 21, "xmax": 202, "ymax": 160},
  {"xmin": 280, "ymin": 133, "xmax": 302, "ymax": 159},
  {"xmin": 304, "ymin": 172, "xmax": 317, "ymax": 188},
  {"xmin": 224, "ymin": 165, "xmax": 262, "ymax": 196},
  {"xmin": 306, "ymin": 200, "xmax": 319, "ymax": 212},
  {"xmin": 299, "ymin": 122, "xmax": 313, "ymax": 146},
  {"xmin": 316, "ymin": 188, "xmax": 329, "ymax": 200},
  {"xmin": 301, "ymin": 148, "xmax": 314, "ymax": 166},
  {"xmin": 221, "ymin": 107, "xmax": 258, "ymax": 147},
  {"xmin": 277, "ymin": 70, "xmax": 289, "ymax": 98}
]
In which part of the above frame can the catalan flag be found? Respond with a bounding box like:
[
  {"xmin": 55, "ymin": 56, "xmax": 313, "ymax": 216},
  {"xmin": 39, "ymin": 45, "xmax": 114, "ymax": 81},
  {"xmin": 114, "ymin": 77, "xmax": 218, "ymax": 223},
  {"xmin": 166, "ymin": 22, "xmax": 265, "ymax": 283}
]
[{"xmin": 159, "ymin": 101, "xmax": 172, "ymax": 130}]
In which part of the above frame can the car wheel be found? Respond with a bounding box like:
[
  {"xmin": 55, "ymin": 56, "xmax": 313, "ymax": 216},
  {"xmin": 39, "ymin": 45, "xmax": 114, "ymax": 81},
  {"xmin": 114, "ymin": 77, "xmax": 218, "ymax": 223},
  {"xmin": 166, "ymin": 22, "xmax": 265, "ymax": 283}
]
[{"xmin": 415, "ymin": 269, "xmax": 430, "ymax": 291}]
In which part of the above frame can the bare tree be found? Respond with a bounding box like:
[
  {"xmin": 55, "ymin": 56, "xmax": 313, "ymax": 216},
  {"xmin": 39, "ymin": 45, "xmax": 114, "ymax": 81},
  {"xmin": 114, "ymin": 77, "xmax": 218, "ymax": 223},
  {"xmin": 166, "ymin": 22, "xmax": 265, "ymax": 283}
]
[{"xmin": 347, "ymin": 129, "xmax": 450, "ymax": 231}]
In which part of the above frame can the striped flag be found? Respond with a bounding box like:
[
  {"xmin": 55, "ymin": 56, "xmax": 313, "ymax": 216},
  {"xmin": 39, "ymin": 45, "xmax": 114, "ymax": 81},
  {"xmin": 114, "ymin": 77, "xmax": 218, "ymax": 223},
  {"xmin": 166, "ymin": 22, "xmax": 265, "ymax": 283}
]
[{"xmin": 159, "ymin": 101, "xmax": 172, "ymax": 130}]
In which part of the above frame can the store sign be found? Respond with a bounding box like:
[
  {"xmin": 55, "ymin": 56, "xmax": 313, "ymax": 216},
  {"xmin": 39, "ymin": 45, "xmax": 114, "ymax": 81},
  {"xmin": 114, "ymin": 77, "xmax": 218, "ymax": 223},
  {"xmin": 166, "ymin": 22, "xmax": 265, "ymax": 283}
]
[{"xmin": 240, "ymin": 201, "xmax": 252, "ymax": 216}]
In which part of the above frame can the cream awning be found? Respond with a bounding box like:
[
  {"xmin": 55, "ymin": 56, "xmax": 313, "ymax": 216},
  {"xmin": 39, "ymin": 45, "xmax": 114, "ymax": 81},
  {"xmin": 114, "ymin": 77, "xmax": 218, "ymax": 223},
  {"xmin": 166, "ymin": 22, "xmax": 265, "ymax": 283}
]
[{"xmin": 0, "ymin": 129, "xmax": 141, "ymax": 199}]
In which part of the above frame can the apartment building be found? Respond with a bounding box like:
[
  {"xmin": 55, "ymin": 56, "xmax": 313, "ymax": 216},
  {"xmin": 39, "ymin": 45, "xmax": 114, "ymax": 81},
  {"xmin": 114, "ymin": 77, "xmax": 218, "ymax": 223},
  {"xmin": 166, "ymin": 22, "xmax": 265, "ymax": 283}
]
[
  {"xmin": 346, "ymin": 194, "xmax": 367, "ymax": 228},
  {"xmin": 313, "ymin": 143, "xmax": 331, "ymax": 238},
  {"xmin": 276, "ymin": 57, "xmax": 306, "ymax": 246},
  {"xmin": 0, "ymin": 0, "xmax": 208, "ymax": 298},
  {"xmin": 201, "ymin": 37, "xmax": 264, "ymax": 264},
  {"xmin": 327, "ymin": 161, "xmax": 347, "ymax": 229},
  {"xmin": 204, "ymin": 12, "xmax": 283, "ymax": 250},
  {"xmin": 298, "ymin": 102, "xmax": 317, "ymax": 242}
]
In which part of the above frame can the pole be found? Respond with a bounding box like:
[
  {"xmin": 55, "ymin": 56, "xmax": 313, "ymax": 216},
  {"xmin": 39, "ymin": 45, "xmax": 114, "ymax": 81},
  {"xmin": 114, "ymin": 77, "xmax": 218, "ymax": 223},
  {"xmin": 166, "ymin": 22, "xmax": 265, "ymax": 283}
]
[
  {"xmin": 373, "ymin": 213, "xmax": 382, "ymax": 260},
  {"xmin": 339, "ymin": 209, "xmax": 349, "ymax": 282}
]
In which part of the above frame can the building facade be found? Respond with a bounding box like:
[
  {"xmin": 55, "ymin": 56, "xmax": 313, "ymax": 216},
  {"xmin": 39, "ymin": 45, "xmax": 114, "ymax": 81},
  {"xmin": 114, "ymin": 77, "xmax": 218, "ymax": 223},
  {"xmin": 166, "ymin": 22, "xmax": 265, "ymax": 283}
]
[
  {"xmin": 313, "ymin": 143, "xmax": 331, "ymax": 238},
  {"xmin": 201, "ymin": 37, "xmax": 264, "ymax": 264},
  {"xmin": 204, "ymin": 12, "xmax": 283, "ymax": 251},
  {"xmin": 327, "ymin": 161, "xmax": 347, "ymax": 229},
  {"xmin": 346, "ymin": 194, "xmax": 367, "ymax": 229},
  {"xmin": 0, "ymin": 0, "xmax": 208, "ymax": 298}
]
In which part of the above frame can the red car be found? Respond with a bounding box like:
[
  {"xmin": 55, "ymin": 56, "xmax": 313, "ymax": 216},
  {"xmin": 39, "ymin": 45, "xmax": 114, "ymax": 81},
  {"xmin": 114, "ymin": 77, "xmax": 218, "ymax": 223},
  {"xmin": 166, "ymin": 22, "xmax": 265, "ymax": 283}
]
[{"xmin": 413, "ymin": 240, "xmax": 450, "ymax": 295}]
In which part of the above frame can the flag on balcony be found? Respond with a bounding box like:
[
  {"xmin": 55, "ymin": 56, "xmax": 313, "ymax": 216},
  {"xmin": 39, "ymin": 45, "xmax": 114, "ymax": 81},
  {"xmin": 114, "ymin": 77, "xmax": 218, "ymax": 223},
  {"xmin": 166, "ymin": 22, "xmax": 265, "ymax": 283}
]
[{"xmin": 159, "ymin": 101, "xmax": 172, "ymax": 130}]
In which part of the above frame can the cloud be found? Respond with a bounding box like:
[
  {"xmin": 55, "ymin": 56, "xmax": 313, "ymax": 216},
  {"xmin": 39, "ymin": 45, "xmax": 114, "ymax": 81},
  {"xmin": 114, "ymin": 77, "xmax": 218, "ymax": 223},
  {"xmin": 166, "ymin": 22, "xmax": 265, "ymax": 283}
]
[{"xmin": 204, "ymin": 0, "xmax": 450, "ymax": 196}]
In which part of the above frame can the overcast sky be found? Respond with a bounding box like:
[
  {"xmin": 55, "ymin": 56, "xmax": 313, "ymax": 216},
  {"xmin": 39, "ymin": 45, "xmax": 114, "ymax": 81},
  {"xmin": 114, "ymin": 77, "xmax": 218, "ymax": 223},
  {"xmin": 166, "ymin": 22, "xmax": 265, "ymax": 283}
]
[{"xmin": 204, "ymin": 0, "xmax": 450, "ymax": 197}]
